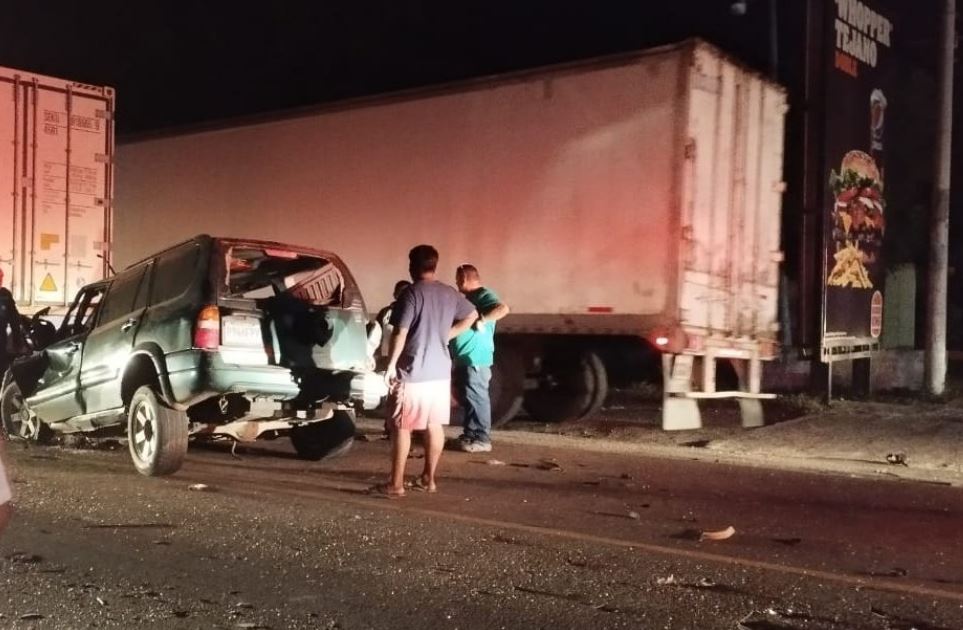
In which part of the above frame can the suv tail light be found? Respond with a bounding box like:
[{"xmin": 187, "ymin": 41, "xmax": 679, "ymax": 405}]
[{"xmin": 194, "ymin": 305, "xmax": 221, "ymax": 350}]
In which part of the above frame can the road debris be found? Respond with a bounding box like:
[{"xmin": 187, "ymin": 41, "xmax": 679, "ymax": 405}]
[
  {"xmin": 654, "ymin": 575, "xmax": 676, "ymax": 586},
  {"xmin": 5, "ymin": 552, "xmax": 44, "ymax": 564},
  {"xmin": 699, "ymin": 526, "xmax": 736, "ymax": 542},
  {"xmin": 19, "ymin": 613, "xmax": 45, "ymax": 620},
  {"xmin": 680, "ymin": 439, "xmax": 711, "ymax": 448},
  {"xmin": 885, "ymin": 452, "xmax": 908, "ymax": 466},
  {"xmin": 670, "ymin": 528, "xmax": 702, "ymax": 541},
  {"xmin": 82, "ymin": 523, "xmax": 175, "ymax": 529},
  {"xmin": 485, "ymin": 459, "xmax": 507, "ymax": 466},
  {"xmin": 189, "ymin": 483, "xmax": 212, "ymax": 492},
  {"xmin": 96, "ymin": 597, "xmax": 106, "ymax": 606},
  {"xmin": 536, "ymin": 458, "xmax": 563, "ymax": 472},
  {"xmin": 738, "ymin": 606, "xmax": 842, "ymax": 629},
  {"xmin": 868, "ymin": 606, "xmax": 954, "ymax": 630},
  {"xmin": 626, "ymin": 511, "xmax": 640, "ymax": 520}
]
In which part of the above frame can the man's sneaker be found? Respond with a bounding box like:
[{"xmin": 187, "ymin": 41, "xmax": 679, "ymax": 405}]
[
  {"xmin": 446, "ymin": 435, "xmax": 472, "ymax": 451},
  {"xmin": 461, "ymin": 441, "xmax": 492, "ymax": 453}
]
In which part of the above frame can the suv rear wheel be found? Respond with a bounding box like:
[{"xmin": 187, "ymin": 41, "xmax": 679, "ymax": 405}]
[
  {"xmin": 128, "ymin": 385, "xmax": 189, "ymax": 476},
  {"xmin": 290, "ymin": 410, "xmax": 355, "ymax": 461}
]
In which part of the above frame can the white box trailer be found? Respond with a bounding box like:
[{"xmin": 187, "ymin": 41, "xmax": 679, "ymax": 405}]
[
  {"xmin": 0, "ymin": 66, "xmax": 114, "ymax": 316},
  {"xmin": 116, "ymin": 40, "xmax": 786, "ymax": 428}
]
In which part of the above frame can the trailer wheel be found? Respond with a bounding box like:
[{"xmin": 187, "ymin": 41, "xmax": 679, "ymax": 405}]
[
  {"xmin": 0, "ymin": 373, "xmax": 52, "ymax": 443},
  {"xmin": 290, "ymin": 410, "xmax": 356, "ymax": 461},
  {"xmin": 490, "ymin": 345, "xmax": 525, "ymax": 429},
  {"xmin": 523, "ymin": 348, "xmax": 608, "ymax": 423}
]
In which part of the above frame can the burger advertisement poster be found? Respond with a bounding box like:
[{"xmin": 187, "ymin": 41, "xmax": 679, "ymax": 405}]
[{"xmin": 822, "ymin": 0, "xmax": 894, "ymax": 358}]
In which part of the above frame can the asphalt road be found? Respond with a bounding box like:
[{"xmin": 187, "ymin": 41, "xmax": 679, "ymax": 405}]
[{"xmin": 1, "ymin": 427, "xmax": 961, "ymax": 630}]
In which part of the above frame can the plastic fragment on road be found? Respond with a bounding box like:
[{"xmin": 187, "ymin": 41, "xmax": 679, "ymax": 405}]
[
  {"xmin": 188, "ymin": 483, "xmax": 211, "ymax": 492},
  {"xmin": 486, "ymin": 459, "xmax": 507, "ymax": 466},
  {"xmin": 536, "ymin": 458, "xmax": 563, "ymax": 471},
  {"xmin": 699, "ymin": 525, "xmax": 735, "ymax": 542},
  {"xmin": 885, "ymin": 452, "xmax": 908, "ymax": 466},
  {"xmin": 627, "ymin": 511, "xmax": 640, "ymax": 520},
  {"xmin": 654, "ymin": 575, "xmax": 676, "ymax": 586},
  {"xmin": 20, "ymin": 613, "xmax": 44, "ymax": 620}
]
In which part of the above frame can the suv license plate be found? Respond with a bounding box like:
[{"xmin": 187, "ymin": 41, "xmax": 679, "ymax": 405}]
[{"xmin": 222, "ymin": 316, "xmax": 263, "ymax": 347}]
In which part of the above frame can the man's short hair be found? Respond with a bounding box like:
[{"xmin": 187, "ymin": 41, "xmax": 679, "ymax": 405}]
[
  {"xmin": 409, "ymin": 245, "xmax": 439, "ymax": 275},
  {"xmin": 456, "ymin": 263, "xmax": 480, "ymax": 281},
  {"xmin": 393, "ymin": 280, "xmax": 412, "ymax": 298}
]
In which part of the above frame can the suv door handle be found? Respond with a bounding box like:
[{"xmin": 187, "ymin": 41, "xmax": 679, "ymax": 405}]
[{"xmin": 121, "ymin": 318, "xmax": 138, "ymax": 333}]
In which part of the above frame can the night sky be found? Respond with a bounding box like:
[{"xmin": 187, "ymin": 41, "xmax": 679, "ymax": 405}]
[{"xmin": 1, "ymin": 1, "xmax": 790, "ymax": 136}]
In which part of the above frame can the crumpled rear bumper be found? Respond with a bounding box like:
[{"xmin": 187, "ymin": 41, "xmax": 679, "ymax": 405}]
[{"xmin": 166, "ymin": 350, "xmax": 386, "ymax": 410}]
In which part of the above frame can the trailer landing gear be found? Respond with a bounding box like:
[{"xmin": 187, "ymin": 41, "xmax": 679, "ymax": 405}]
[{"xmin": 661, "ymin": 352, "xmax": 773, "ymax": 430}]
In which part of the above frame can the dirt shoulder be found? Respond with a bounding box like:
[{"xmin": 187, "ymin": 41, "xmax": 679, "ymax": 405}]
[{"xmin": 399, "ymin": 391, "xmax": 963, "ymax": 487}]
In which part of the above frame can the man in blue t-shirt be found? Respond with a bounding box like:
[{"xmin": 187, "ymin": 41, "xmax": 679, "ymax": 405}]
[
  {"xmin": 449, "ymin": 264, "xmax": 510, "ymax": 452},
  {"xmin": 376, "ymin": 246, "xmax": 477, "ymax": 497}
]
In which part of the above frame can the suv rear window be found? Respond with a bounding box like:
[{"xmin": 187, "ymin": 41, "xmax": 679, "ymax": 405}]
[{"xmin": 225, "ymin": 246, "xmax": 345, "ymax": 306}]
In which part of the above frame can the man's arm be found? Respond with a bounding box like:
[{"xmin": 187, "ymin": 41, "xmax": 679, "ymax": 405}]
[
  {"xmin": 384, "ymin": 327, "xmax": 409, "ymax": 385},
  {"xmin": 478, "ymin": 302, "xmax": 510, "ymax": 324},
  {"xmin": 449, "ymin": 310, "xmax": 479, "ymax": 341}
]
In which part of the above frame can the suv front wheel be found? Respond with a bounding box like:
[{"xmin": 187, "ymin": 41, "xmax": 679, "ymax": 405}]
[
  {"xmin": 128, "ymin": 385, "xmax": 189, "ymax": 476},
  {"xmin": 1, "ymin": 374, "xmax": 52, "ymax": 444}
]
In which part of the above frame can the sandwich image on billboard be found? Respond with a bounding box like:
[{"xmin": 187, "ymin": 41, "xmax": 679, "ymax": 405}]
[{"xmin": 827, "ymin": 150, "xmax": 885, "ymax": 290}]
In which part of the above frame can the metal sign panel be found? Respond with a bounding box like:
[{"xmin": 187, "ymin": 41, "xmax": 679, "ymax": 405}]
[{"xmin": 820, "ymin": 0, "xmax": 898, "ymax": 361}]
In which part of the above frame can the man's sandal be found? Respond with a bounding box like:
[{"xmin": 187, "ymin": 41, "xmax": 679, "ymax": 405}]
[
  {"xmin": 408, "ymin": 477, "xmax": 437, "ymax": 494},
  {"xmin": 368, "ymin": 483, "xmax": 405, "ymax": 499}
]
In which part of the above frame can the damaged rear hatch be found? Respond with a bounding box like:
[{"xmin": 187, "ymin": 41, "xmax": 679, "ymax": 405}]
[{"xmin": 212, "ymin": 239, "xmax": 378, "ymax": 405}]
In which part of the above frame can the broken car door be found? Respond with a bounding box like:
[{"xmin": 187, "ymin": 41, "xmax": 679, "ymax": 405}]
[
  {"xmin": 26, "ymin": 284, "xmax": 106, "ymax": 422},
  {"xmin": 80, "ymin": 264, "xmax": 151, "ymax": 416}
]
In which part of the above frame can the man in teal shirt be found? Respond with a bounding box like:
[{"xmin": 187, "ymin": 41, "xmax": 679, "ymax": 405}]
[{"xmin": 450, "ymin": 264, "xmax": 510, "ymax": 452}]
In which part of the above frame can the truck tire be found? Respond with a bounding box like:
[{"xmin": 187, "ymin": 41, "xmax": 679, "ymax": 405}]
[
  {"xmin": 127, "ymin": 385, "xmax": 189, "ymax": 477},
  {"xmin": 0, "ymin": 373, "xmax": 52, "ymax": 443},
  {"xmin": 490, "ymin": 345, "xmax": 525, "ymax": 429},
  {"xmin": 290, "ymin": 410, "xmax": 355, "ymax": 461},
  {"xmin": 523, "ymin": 348, "xmax": 608, "ymax": 423}
]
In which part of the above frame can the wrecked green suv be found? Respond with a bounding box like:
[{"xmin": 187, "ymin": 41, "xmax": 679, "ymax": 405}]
[{"xmin": 0, "ymin": 235, "xmax": 386, "ymax": 476}]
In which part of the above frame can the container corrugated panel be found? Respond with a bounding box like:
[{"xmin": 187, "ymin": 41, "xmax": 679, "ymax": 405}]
[
  {"xmin": 116, "ymin": 40, "xmax": 785, "ymax": 352},
  {"xmin": 678, "ymin": 44, "xmax": 786, "ymax": 348},
  {"xmin": 0, "ymin": 66, "xmax": 114, "ymax": 311}
]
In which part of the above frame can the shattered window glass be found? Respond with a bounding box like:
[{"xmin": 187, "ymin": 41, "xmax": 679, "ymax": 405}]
[{"xmin": 225, "ymin": 247, "xmax": 344, "ymax": 307}]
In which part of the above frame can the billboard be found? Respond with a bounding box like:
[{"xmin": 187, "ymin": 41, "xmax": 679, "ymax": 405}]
[{"xmin": 820, "ymin": 0, "xmax": 896, "ymax": 361}]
